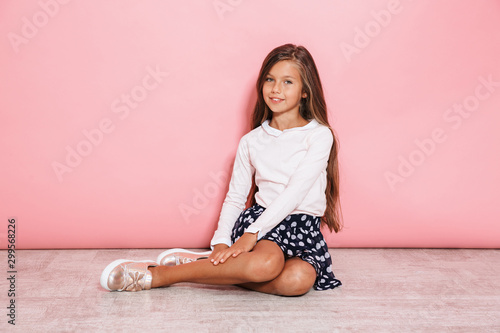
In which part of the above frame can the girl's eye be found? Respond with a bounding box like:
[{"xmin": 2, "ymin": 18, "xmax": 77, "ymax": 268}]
[
  {"xmin": 285, "ymin": 80, "xmax": 293, "ymax": 85},
  {"xmin": 265, "ymin": 78, "xmax": 274, "ymax": 82}
]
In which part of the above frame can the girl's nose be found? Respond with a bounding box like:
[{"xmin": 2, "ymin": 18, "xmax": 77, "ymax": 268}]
[{"xmin": 272, "ymin": 82, "xmax": 281, "ymax": 94}]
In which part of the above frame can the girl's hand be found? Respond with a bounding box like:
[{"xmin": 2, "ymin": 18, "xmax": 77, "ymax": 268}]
[
  {"xmin": 208, "ymin": 244, "xmax": 229, "ymax": 263},
  {"xmin": 210, "ymin": 233, "xmax": 258, "ymax": 265}
]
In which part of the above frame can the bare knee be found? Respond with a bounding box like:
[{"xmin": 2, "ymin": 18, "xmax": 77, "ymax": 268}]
[
  {"xmin": 246, "ymin": 251, "xmax": 285, "ymax": 283},
  {"xmin": 277, "ymin": 261, "xmax": 316, "ymax": 296}
]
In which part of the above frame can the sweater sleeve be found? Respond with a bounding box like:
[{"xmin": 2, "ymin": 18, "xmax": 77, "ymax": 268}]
[
  {"xmin": 245, "ymin": 127, "xmax": 333, "ymax": 238},
  {"xmin": 210, "ymin": 135, "xmax": 254, "ymax": 248}
]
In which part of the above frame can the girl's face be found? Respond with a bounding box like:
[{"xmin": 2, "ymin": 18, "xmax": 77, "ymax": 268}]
[{"xmin": 263, "ymin": 60, "xmax": 307, "ymax": 117}]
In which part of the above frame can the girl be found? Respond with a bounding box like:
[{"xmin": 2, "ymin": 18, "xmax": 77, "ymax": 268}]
[{"xmin": 101, "ymin": 44, "xmax": 342, "ymax": 296}]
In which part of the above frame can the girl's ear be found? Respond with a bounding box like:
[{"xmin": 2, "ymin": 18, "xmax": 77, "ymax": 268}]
[{"xmin": 302, "ymin": 92, "xmax": 307, "ymax": 98}]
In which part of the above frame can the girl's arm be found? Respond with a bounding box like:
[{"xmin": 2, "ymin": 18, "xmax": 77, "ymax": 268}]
[{"xmin": 210, "ymin": 134, "xmax": 254, "ymax": 248}]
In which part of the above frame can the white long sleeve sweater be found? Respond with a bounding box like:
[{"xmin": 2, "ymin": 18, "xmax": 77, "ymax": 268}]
[{"xmin": 210, "ymin": 119, "xmax": 333, "ymax": 248}]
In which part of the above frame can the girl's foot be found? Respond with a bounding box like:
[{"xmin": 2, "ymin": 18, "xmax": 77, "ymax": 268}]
[
  {"xmin": 100, "ymin": 259, "xmax": 157, "ymax": 291},
  {"xmin": 156, "ymin": 248, "xmax": 212, "ymax": 266}
]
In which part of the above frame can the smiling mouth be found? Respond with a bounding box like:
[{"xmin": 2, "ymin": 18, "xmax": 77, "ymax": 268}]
[{"xmin": 270, "ymin": 97, "xmax": 283, "ymax": 103}]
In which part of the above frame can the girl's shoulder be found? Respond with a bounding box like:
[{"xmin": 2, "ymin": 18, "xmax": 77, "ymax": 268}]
[
  {"xmin": 312, "ymin": 122, "xmax": 333, "ymax": 138},
  {"xmin": 240, "ymin": 123, "xmax": 266, "ymax": 141},
  {"xmin": 308, "ymin": 120, "xmax": 332, "ymax": 134},
  {"xmin": 234, "ymin": 125, "xmax": 263, "ymax": 150},
  {"xmin": 306, "ymin": 122, "xmax": 334, "ymax": 146}
]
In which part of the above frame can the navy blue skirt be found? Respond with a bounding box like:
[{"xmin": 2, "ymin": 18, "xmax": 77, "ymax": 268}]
[{"xmin": 230, "ymin": 204, "xmax": 341, "ymax": 291}]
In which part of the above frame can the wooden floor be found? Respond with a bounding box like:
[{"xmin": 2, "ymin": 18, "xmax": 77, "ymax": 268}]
[{"xmin": 1, "ymin": 248, "xmax": 499, "ymax": 332}]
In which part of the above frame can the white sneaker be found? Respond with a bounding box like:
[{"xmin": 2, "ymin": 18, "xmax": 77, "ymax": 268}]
[
  {"xmin": 100, "ymin": 259, "xmax": 157, "ymax": 292},
  {"xmin": 156, "ymin": 248, "xmax": 212, "ymax": 266}
]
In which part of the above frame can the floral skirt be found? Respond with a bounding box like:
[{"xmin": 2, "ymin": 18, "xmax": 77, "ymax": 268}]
[{"xmin": 230, "ymin": 204, "xmax": 341, "ymax": 291}]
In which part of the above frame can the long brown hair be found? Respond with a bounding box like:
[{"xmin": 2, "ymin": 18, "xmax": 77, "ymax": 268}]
[{"xmin": 248, "ymin": 44, "xmax": 342, "ymax": 233}]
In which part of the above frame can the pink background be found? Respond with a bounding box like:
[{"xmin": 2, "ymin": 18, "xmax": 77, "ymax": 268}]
[{"xmin": 1, "ymin": 0, "xmax": 499, "ymax": 249}]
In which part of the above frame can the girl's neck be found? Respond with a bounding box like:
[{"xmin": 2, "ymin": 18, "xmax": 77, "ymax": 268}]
[{"xmin": 269, "ymin": 113, "xmax": 309, "ymax": 131}]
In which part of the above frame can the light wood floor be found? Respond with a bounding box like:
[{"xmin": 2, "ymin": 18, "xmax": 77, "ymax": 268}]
[{"xmin": 1, "ymin": 248, "xmax": 499, "ymax": 332}]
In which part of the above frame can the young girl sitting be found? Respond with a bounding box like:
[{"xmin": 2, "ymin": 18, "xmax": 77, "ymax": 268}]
[{"xmin": 101, "ymin": 43, "xmax": 342, "ymax": 296}]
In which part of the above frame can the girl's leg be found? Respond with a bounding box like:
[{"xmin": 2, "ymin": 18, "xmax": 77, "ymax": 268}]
[
  {"xmin": 238, "ymin": 257, "xmax": 317, "ymax": 296},
  {"xmin": 149, "ymin": 240, "xmax": 285, "ymax": 288}
]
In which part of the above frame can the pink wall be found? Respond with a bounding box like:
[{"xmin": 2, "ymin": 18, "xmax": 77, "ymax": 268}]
[{"xmin": 1, "ymin": 0, "xmax": 499, "ymax": 249}]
